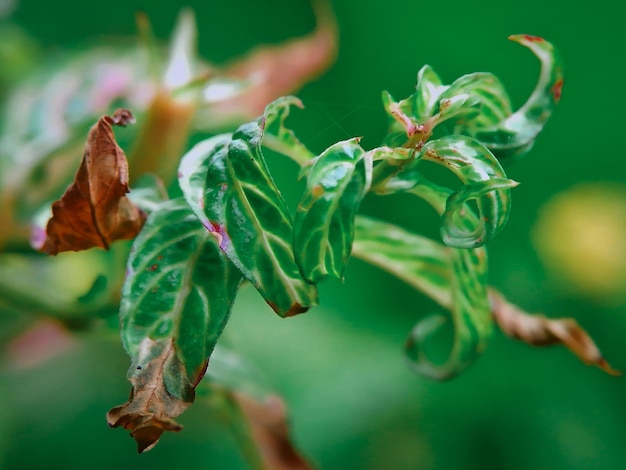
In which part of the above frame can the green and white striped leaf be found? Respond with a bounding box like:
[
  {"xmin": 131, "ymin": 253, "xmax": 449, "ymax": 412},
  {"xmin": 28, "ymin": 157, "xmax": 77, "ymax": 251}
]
[
  {"xmin": 352, "ymin": 215, "xmax": 451, "ymax": 308},
  {"xmin": 261, "ymin": 95, "xmax": 316, "ymax": 165},
  {"xmin": 382, "ymin": 65, "xmax": 447, "ymax": 147},
  {"xmin": 472, "ymin": 35, "xmax": 564, "ymax": 159},
  {"xmin": 432, "ymin": 72, "xmax": 511, "ymax": 133},
  {"xmin": 110, "ymin": 198, "xmax": 243, "ymax": 449},
  {"xmin": 378, "ymin": 36, "xmax": 562, "ymax": 161},
  {"xmin": 420, "ymin": 136, "xmax": 517, "ymax": 248},
  {"xmin": 294, "ymin": 138, "xmax": 371, "ymax": 282},
  {"xmin": 372, "ymin": 135, "xmax": 516, "ymax": 248},
  {"xmin": 352, "ymin": 209, "xmax": 492, "ymax": 380},
  {"xmin": 179, "ymin": 112, "xmax": 318, "ymax": 317},
  {"xmin": 120, "ymin": 198, "xmax": 242, "ymax": 382}
]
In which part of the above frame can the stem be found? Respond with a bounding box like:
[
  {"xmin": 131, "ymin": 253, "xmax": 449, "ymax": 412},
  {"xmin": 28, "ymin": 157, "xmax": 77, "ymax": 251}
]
[{"xmin": 128, "ymin": 89, "xmax": 196, "ymax": 186}]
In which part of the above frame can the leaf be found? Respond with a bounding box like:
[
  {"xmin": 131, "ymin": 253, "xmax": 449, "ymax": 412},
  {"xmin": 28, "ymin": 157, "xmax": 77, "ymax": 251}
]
[
  {"xmin": 352, "ymin": 212, "xmax": 493, "ymax": 380},
  {"xmin": 379, "ymin": 35, "xmax": 562, "ymax": 160},
  {"xmin": 107, "ymin": 338, "xmax": 191, "ymax": 453},
  {"xmin": 432, "ymin": 71, "xmax": 512, "ymax": 132},
  {"xmin": 294, "ymin": 138, "xmax": 371, "ymax": 282},
  {"xmin": 108, "ymin": 198, "xmax": 242, "ymax": 451},
  {"xmin": 372, "ymin": 136, "xmax": 516, "ymax": 248},
  {"xmin": 179, "ymin": 109, "xmax": 318, "ymax": 317},
  {"xmin": 34, "ymin": 109, "xmax": 146, "ymax": 255},
  {"xmin": 229, "ymin": 392, "xmax": 314, "ymax": 470},
  {"xmin": 381, "ymin": 65, "xmax": 447, "ymax": 147},
  {"xmin": 214, "ymin": 0, "xmax": 337, "ymax": 118},
  {"xmin": 413, "ymin": 65, "xmax": 448, "ymax": 119},
  {"xmin": 0, "ymin": 45, "xmax": 151, "ymax": 249},
  {"xmin": 352, "ymin": 215, "xmax": 452, "ymax": 309},
  {"xmin": 201, "ymin": 346, "xmax": 314, "ymax": 470},
  {"xmin": 261, "ymin": 96, "xmax": 316, "ymax": 165},
  {"xmin": 472, "ymin": 35, "xmax": 564, "ymax": 159},
  {"xmin": 489, "ymin": 290, "xmax": 620, "ymax": 376}
]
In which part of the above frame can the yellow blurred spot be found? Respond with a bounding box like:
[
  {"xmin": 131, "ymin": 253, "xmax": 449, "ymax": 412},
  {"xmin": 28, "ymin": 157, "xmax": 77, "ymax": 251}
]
[{"xmin": 532, "ymin": 182, "xmax": 626, "ymax": 301}]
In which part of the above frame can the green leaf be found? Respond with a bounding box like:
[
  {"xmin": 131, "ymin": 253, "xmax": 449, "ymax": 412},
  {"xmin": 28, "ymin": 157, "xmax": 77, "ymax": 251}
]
[
  {"xmin": 352, "ymin": 210, "xmax": 492, "ymax": 380},
  {"xmin": 179, "ymin": 111, "xmax": 318, "ymax": 317},
  {"xmin": 294, "ymin": 137, "xmax": 371, "ymax": 282},
  {"xmin": 261, "ymin": 95, "xmax": 316, "ymax": 165},
  {"xmin": 372, "ymin": 135, "xmax": 516, "ymax": 248},
  {"xmin": 382, "ymin": 65, "xmax": 447, "ymax": 147},
  {"xmin": 414, "ymin": 65, "xmax": 448, "ymax": 119},
  {"xmin": 472, "ymin": 35, "xmax": 564, "ymax": 159},
  {"xmin": 378, "ymin": 35, "xmax": 562, "ymax": 161},
  {"xmin": 432, "ymin": 72, "xmax": 512, "ymax": 132},
  {"xmin": 119, "ymin": 198, "xmax": 241, "ymax": 379},
  {"xmin": 109, "ymin": 198, "xmax": 242, "ymax": 451},
  {"xmin": 352, "ymin": 215, "xmax": 451, "ymax": 308}
]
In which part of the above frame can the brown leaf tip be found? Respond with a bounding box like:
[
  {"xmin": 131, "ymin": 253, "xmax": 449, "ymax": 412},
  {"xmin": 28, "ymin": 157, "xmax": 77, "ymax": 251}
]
[
  {"xmin": 107, "ymin": 409, "xmax": 183, "ymax": 453},
  {"xmin": 490, "ymin": 289, "xmax": 621, "ymax": 376},
  {"xmin": 108, "ymin": 108, "xmax": 136, "ymax": 127}
]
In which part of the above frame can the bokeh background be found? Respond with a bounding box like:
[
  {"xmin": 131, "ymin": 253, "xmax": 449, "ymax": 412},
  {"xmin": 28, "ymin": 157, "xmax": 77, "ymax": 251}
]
[{"xmin": 2, "ymin": 0, "xmax": 626, "ymax": 469}]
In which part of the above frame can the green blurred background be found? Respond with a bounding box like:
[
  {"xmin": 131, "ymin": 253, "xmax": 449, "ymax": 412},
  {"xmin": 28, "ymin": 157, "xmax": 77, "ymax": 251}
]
[{"xmin": 2, "ymin": 0, "xmax": 626, "ymax": 469}]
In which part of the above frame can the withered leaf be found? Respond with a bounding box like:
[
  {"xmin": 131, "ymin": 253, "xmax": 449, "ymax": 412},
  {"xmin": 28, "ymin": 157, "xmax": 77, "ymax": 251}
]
[
  {"xmin": 489, "ymin": 289, "xmax": 620, "ymax": 375},
  {"xmin": 107, "ymin": 338, "xmax": 200, "ymax": 453},
  {"xmin": 231, "ymin": 392, "xmax": 314, "ymax": 470},
  {"xmin": 216, "ymin": 0, "xmax": 337, "ymax": 117},
  {"xmin": 38, "ymin": 108, "xmax": 146, "ymax": 255}
]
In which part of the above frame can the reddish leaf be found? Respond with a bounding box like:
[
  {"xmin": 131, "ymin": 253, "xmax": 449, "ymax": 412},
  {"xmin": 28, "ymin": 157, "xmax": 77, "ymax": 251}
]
[
  {"xmin": 231, "ymin": 392, "xmax": 314, "ymax": 470},
  {"xmin": 37, "ymin": 109, "xmax": 146, "ymax": 255},
  {"xmin": 489, "ymin": 290, "xmax": 620, "ymax": 375},
  {"xmin": 216, "ymin": 0, "xmax": 337, "ymax": 117},
  {"xmin": 107, "ymin": 338, "xmax": 200, "ymax": 453}
]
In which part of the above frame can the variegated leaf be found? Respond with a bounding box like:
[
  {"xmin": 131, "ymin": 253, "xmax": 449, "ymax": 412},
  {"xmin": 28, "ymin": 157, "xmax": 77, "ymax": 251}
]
[
  {"xmin": 179, "ymin": 108, "xmax": 318, "ymax": 316},
  {"xmin": 109, "ymin": 198, "xmax": 242, "ymax": 451},
  {"xmin": 294, "ymin": 138, "xmax": 371, "ymax": 282},
  {"xmin": 352, "ymin": 210, "xmax": 492, "ymax": 380},
  {"xmin": 472, "ymin": 35, "xmax": 564, "ymax": 159}
]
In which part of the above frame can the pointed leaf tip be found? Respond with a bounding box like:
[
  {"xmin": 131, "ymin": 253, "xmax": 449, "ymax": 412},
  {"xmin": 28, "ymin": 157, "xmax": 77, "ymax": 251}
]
[
  {"xmin": 36, "ymin": 109, "xmax": 145, "ymax": 255},
  {"xmin": 490, "ymin": 290, "xmax": 620, "ymax": 376}
]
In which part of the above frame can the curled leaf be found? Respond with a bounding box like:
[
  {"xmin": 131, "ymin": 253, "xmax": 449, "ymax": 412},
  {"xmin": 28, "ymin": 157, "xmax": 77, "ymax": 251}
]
[
  {"xmin": 489, "ymin": 290, "xmax": 620, "ymax": 375},
  {"xmin": 107, "ymin": 338, "xmax": 192, "ymax": 453},
  {"xmin": 230, "ymin": 392, "xmax": 314, "ymax": 470},
  {"xmin": 35, "ymin": 109, "xmax": 145, "ymax": 255},
  {"xmin": 432, "ymin": 71, "xmax": 512, "ymax": 132},
  {"xmin": 352, "ymin": 212, "xmax": 493, "ymax": 380},
  {"xmin": 261, "ymin": 96, "xmax": 316, "ymax": 165},
  {"xmin": 473, "ymin": 35, "xmax": 564, "ymax": 159},
  {"xmin": 421, "ymin": 136, "xmax": 515, "ymax": 248},
  {"xmin": 294, "ymin": 138, "xmax": 371, "ymax": 282},
  {"xmin": 372, "ymin": 136, "xmax": 515, "ymax": 249}
]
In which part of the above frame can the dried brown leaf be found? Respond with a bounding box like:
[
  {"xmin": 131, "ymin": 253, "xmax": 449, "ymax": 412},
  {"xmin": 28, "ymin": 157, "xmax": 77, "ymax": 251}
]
[
  {"xmin": 217, "ymin": 0, "xmax": 337, "ymax": 117},
  {"xmin": 38, "ymin": 108, "xmax": 145, "ymax": 255},
  {"xmin": 232, "ymin": 392, "xmax": 314, "ymax": 470},
  {"xmin": 107, "ymin": 338, "xmax": 200, "ymax": 453},
  {"xmin": 489, "ymin": 289, "xmax": 620, "ymax": 375}
]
